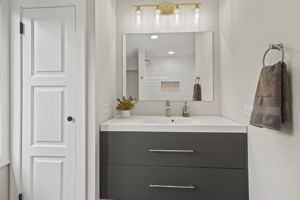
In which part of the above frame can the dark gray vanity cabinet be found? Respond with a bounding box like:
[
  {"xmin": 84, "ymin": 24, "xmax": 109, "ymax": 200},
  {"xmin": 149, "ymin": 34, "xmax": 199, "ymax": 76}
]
[{"xmin": 100, "ymin": 132, "xmax": 248, "ymax": 200}]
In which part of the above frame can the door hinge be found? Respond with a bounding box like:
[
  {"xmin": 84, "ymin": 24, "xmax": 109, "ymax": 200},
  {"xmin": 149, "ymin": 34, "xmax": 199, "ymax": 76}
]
[
  {"xmin": 18, "ymin": 193, "xmax": 23, "ymax": 200},
  {"xmin": 20, "ymin": 22, "xmax": 24, "ymax": 35}
]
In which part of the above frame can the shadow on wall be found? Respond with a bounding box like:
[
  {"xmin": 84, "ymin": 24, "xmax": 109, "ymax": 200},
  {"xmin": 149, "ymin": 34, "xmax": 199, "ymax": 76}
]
[
  {"xmin": 0, "ymin": 166, "xmax": 10, "ymax": 200},
  {"xmin": 278, "ymin": 69, "xmax": 294, "ymax": 135},
  {"xmin": 10, "ymin": 167, "xmax": 21, "ymax": 200}
]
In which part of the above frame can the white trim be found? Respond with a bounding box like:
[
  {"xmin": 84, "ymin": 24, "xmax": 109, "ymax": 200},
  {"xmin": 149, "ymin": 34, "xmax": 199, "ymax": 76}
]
[
  {"xmin": 122, "ymin": 34, "xmax": 127, "ymax": 97},
  {"xmin": 0, "ymin": 0, "xmax": 11, "ymax": 168},
  {"xmin": 86, "ymin": 0, "xmax": 96, "ymax": 199},
  {"xmin": 10, "ymin": 0, "xmax": 23, "ymax": 197},
  {"xmin": 0, "ymin": 0, "xmax": 3, "ymax": 160}
]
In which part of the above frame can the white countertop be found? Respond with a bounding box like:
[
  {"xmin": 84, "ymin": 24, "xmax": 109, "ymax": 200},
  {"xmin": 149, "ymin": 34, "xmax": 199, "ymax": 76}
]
[{"xmin": 100, "ymin": 116, "xmax": 248, "ymax": 133}]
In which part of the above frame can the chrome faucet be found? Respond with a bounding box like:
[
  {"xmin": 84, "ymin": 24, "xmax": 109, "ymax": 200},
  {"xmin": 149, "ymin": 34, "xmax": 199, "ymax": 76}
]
[
  {"xmin": 166, "ymin": 100, "xmax": 171, "ymax": 117},
  {"xmin": 182, "ymin": 101, "xmax": 190, "ymax": 117}
]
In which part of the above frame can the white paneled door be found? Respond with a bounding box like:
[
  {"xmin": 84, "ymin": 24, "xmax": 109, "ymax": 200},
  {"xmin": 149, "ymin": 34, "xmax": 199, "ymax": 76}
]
[{"xmin": 22, "ymin": 7, "xmax": 77, "ymax": 200}]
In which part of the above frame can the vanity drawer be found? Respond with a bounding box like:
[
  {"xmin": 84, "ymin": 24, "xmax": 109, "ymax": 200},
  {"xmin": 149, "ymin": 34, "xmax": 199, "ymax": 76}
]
[
  {"xmin": 100, "ymin": 165, "xmax": 248, "ymax": 200},
  {"xmin": 101, "ymin": 131, "xmax": 246, "ymax": 169}
]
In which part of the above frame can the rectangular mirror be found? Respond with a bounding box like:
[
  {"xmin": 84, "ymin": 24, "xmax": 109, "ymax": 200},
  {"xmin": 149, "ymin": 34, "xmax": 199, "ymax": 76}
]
[{"xmin": 123, "ymin": 32, "xmax": 214, "ymax": 101}]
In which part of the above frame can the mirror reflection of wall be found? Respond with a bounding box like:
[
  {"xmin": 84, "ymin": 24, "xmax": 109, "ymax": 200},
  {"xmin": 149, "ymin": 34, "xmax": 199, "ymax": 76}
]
[{"xmin": 124, "ymin": 32, "xmax": 213, "ymax": 102}]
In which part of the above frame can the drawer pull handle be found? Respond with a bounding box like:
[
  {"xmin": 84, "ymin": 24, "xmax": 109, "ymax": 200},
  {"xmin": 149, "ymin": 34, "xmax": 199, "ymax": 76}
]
[
  {"xmin": 149, "ymin": 184, "xmax": 196, "ymax": 189},
  {"xmin": 149, "ymin": 149, "xmax": 195, "ymax": 153}
]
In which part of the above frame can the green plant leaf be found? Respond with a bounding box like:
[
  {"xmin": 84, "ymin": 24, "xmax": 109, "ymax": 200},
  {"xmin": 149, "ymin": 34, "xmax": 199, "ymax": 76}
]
[{"xmin": 116, "ymin": 96, "xmax": 136, "ymax": 111}]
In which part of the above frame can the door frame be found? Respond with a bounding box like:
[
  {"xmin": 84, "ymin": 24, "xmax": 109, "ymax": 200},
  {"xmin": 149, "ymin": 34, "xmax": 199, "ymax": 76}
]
[{"xmin": 10, "ymin": 1, "xmax": 86, "ymax": 200}]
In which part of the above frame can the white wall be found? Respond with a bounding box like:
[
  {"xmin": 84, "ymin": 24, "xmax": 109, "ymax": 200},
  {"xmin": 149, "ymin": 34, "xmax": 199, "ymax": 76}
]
[
  {"xmin": 195, "ymin": 32, "xmax": 213, "ymax": 101},
  {"xmin": 96, "ymin": 0, "xmax": 117, "ymax": 124},
  {"xmin": 116, "ymin": 0, "xmax": 220, "ymax": 116},
  {"xmin": 219, "ymin": 0, "xmax": 300, "ymax": 200},
  {"xmin": 86, "ymin": 0, "xmax": 96, "ymax": 199},
  {"xmin": 0, "ymin": 166, "xmax": 9, "ymax": 200},
  {"xmin": 94, "ymin": 0, "xmax": 116, "ymax": 199}
]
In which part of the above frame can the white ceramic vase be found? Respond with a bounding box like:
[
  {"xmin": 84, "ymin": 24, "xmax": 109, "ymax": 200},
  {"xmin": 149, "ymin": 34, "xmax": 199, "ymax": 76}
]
[{"xmin": 121, "ymin": 110, "xmax": 130, "ymax": 118}]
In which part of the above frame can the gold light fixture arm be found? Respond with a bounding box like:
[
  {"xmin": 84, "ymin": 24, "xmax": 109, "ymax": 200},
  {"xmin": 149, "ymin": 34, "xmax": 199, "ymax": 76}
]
[
  {"xmin": 134, "ymin": 3, "xmax": 202, "ymax": 15},
  {"xmin": 175, "ymin": 3, "xmax": 201, "ymax": 6},
  {"xmin": 134, "ymin": 3, "xmax": 202, "ymax": 8}
]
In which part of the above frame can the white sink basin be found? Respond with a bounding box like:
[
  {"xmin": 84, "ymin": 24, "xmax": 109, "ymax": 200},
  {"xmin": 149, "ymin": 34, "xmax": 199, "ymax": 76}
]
[
  {"xmin": 101, "ymin": 116, "xmax": 247, "ymax": 133},
  {"xmin": 140, "ymin": 116, "xmax": 193, "ymax": 124}
]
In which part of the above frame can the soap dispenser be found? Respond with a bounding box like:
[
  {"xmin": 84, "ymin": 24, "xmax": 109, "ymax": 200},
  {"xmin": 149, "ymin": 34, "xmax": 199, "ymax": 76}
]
[{"xmin": 182, "ymin": 101, "xmax": 190, "ymax": 117}]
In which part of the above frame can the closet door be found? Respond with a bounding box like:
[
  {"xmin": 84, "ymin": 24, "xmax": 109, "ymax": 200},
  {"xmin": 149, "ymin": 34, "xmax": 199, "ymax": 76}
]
[{"xmin": 22, "ymin": 7, "xmax": 76, "ymax": 200}]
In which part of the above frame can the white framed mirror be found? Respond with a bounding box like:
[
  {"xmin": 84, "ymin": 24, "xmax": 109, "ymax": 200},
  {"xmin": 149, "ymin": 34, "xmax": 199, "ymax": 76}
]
[{"xmin": 123, "ymin": 32, "xmax": 214, "ymax": 101}]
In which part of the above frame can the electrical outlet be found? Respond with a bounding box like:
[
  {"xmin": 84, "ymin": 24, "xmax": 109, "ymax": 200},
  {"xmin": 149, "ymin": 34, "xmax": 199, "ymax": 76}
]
[{"xmin": 243, "ymin": 105, "xmax": 253, "ymax": 117}]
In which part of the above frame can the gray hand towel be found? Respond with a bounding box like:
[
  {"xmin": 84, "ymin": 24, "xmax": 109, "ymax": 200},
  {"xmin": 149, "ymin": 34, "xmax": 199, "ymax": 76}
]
[
  {"xmin": 193, "ymin": 83, "xmax": 202, "ymax": 101},
  {"xmin": 250, "ymin": 62, "xmax": 290, "ymax": 130}
]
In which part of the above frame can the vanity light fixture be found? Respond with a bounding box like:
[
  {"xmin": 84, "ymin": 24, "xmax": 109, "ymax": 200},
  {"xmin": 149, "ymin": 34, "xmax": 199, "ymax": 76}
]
[
  {"xmin": 155, "ymin": 6, "xmax": 161, "ymax": 15},
  {"xmin": 135, "ymin": 6, "xmax": 143, "ymax": 25},
  {"xmin": 194, "ymin": 4, "xmax": 200, "ymax": 19},
  {"xmin": 194, "ymin": 4, "xmax": 201, "ymax": 13},
  {"xmin": 168, "ymin": 51, "xmax": 175, "ymax": 55},
  {"xmin": 135, "ymin": 6, "xmax": 142, "ymax": 16},
  {"xmin": 155, "ymin": 5, "xmax": 161, "ymax": 24},
  {"xmin": 134, "ymin": 2, "xmax": 201, "ymax": 16},
  {"xmin": 150, "ymin": 35, "xmax": 159, "ymax": 40},
  {"xmin": 174, "ymin": 5, "xmax": 180, "ymax": 15},
  {"xmin": 174, "ymin": 5, "xmax": 180, "ymax": 24}
]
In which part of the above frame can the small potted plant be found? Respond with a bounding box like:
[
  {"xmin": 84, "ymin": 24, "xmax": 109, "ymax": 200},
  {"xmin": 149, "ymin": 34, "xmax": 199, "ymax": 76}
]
[{"xmin": 116, "ymin": 96, "xmax": 136, "ymax": 118}]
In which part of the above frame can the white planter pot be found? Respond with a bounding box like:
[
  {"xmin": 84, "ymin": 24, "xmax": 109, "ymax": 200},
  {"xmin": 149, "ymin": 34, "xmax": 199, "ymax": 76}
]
[{"xmin": 121, "ymin": 110, "xmax": 130, "ymax": 118}]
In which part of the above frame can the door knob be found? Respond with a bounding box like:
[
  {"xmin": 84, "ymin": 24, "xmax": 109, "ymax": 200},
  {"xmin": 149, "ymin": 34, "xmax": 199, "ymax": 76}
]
[{"xmin": 67, "ymin": 116, "xmax": 74, "ymax": 122}]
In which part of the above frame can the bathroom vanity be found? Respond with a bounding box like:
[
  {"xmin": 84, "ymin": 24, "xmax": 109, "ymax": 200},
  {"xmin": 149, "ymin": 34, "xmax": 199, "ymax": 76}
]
[{"xmin": 100, "ymin": 116, "xmax": 248, "ymax": 200}]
